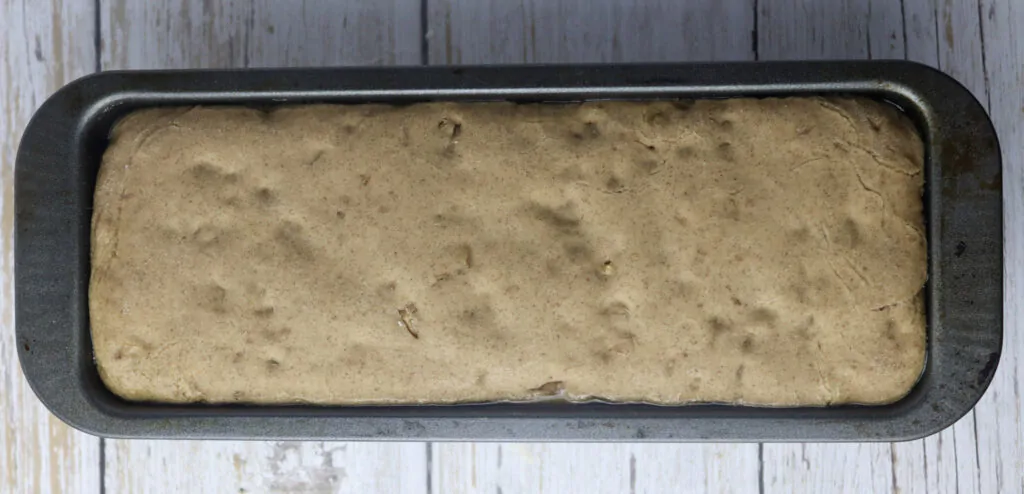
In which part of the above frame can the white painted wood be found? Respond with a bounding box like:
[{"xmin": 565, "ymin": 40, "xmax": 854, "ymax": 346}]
[
  {"xmin": 867, "ymin": 0, "xmax": 907, "ymax": 59},
  {"xmin": 626, "ymin": 444, "xmax": 760, "ymax": 494},
  {"xmin": 245, "ymin": 0, "xmax": 422, "ymax": 67},
  {"xmin": 758, "ymin": 0, "xmax": 871, "ymax": 60},
  {"xmin": 101, "ymin": 0, "xmax": 422, "ymax": 69},
  {"xmin": 975, "ymin": 0, "xmax": 1024, "ymax": 493},
  {"xmin": 431, "ymin": 443, "xmax": 760, "ymax": 494},
  {"xmin": 98, "ymin": 2, "xmax": 428, "ymax": 493},
  {"xmin": 762, "ymin": 444, "xmax": 893, "ymax": 494},
  {"xmin": 902, "ymin": 0, "xmax": 940, "ymax": 66},
  {"xmin": 427, "ymin": 0, "xmax": 755, "ymax": 64},
  {"xmin": 1, "ymin": 1, "xmax": 102, "ymax": 493},
  {"xmin": 104, "ymin": 441, "xmax": 428, "ymax": 494},
  {"xmin": 935, "ymin": 0, "xmax": 990, "ymax": 99},
  {"xmin": 889, "ymin": 443, "xmax": 928, "ymax": 494}
]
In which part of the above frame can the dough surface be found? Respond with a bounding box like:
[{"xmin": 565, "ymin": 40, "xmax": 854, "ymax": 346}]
[{"xmin": 90, "ymin": 98, "xmax": 926, "ymax": 405}]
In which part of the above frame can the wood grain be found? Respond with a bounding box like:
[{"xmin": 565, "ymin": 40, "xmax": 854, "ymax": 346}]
[
  {"xmin": 104, "ymin": 441, "xmax": 428, "ymax": 494},
  {"xmin": 1, "ymin": 1, "xmax": 101, "ymax": 493},
  {"xmin": 762, "ymin": 444, "xmax": 894, "ymax": 494},
  {"xmin": 757, "ymin": 0, "xmax": 870, "ymax": 60},
  {"xmin": 431, "ymin": 444, "xmax": 760, "ymax": 494},
  {"xmin": 427, "ymin": 0, "xmax": 755, "ymax": 64},
  {"xmin": 101, "ymin": 0, "xmax": 422, "ymax": 69},
  {"xmin": 97, "ymin": 1, "xmax": 427, "ymax": 493}
]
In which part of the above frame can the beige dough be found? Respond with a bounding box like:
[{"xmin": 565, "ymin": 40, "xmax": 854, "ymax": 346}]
[{"xmin": 90, "ymin": 98, "xmax": 926, "ymax": 406}]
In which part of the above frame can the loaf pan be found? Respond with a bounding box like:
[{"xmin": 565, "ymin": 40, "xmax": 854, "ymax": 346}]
[{"xmin": 15, "ymin": 62, "xmax": 1002, "ymax": 441}]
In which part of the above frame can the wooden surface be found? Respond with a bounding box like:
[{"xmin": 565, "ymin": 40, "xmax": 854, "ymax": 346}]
[
  {"xmin": 1, "ymin": 1, "xmax": 102, "ymax": 493},
  {"xmin": 1, "ymin": 0, "xmax": 1021, "ymax": 492}
]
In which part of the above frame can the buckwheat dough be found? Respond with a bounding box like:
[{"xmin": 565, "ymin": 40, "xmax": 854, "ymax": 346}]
[{"xmin": 90, "ymin": 98, "xmax": 926, "ymax": 406}]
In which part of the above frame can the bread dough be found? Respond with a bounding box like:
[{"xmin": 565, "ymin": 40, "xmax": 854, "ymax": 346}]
[{"xmin": 90, "ymin": 98, "xmax": 926, "ymax": 406}]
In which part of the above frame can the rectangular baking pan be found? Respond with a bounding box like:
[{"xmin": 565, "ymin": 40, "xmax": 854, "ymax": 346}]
[{"xmin": 15, "ymin": 61, "xmax": 1002, "ymax": 441}]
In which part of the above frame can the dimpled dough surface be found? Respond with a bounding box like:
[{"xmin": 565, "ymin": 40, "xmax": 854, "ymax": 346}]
[{"xmin": 90, "ymin": 98, "xmax": 926, "ymax": 406}]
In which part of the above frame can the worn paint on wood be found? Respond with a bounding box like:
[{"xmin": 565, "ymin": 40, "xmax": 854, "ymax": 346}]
[
  {"xmin": 1, "ymin": 0, "xmax": 101, "ymax": 493},
  {"xmin": 427, "ymin": 0, "xmax": 755, "ymax": 64},
  {"xmin": 104, "ymin": 441, "xmax": 429, "ymax": 494},
  {"xmin": 101, "ymin": 0, "xmax": 422, "ymax": 69},
  {"xmin": 431, "ymin": 444, "xmax": 760, "ymax": 494}
]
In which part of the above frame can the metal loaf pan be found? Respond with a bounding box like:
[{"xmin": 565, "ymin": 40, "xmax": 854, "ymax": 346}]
[{"xmin": 15, "ymin": 62, "xmax": 1002, "ymax": 441}]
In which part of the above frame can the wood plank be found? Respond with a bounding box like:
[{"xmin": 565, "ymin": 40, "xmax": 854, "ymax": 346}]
[
  {"xmin": 1, "ymin": 0, "xmax": 102, "ymax": 493},
  {"xmin": 431, "ymin": 444, "xmax": 760, "ymax": 494},
  {"xmin": 757, "ymin": 0, "xmax": 870, "ymax": 60},
  {"xmin": 867, "ymin": 0, "xmax": 907, "ymax": 59},
  {"xmin": 975, "ymin": 0, "xmax": 1024, "ymax": 493},
  {"xmin": 104, "ymin": 441, "xmax": 429, "ymax": 494},
  {"xmin": 427, "ymin": 0, "xmax": 755, "ymax": 64},
  {"xmin": 101, "ymin": 0, "xmax": 422, "ymax": 69},
  {"xmin": 426, "ymin": 1, "xmax": 760, "ymax": 492},
  {"xmin": 98, "ymin": 1, "xmax": 428, "ymax": 492},
  {"xmin": 762, "ymin": 444, "xmax": 893, "ymax": 493},
  {"xmin": 902, "ymin": 0, "xmax": 940, "ymax": 66},
  {"xmin": 245, "ymin": 1, "xmax": 421, "ymax": 66}
]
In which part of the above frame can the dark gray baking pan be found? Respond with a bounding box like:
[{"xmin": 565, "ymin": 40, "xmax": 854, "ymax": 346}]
[{"xmin": 15, "ymin": 61, "xmax": 1002, "ymax": 441}]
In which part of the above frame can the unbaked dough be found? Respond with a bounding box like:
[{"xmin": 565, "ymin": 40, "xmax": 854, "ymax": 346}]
[{"xmin": 90, "ymin": 98, "xmax": 926, "ymax": 406}]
